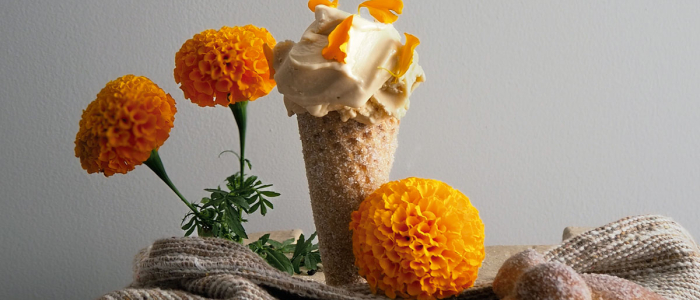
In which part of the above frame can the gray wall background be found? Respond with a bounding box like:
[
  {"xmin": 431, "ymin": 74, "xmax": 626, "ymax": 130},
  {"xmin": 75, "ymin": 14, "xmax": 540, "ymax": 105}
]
[{"xmin": 2, "ymin": 0, "xmax": 700, "ymax": 299}]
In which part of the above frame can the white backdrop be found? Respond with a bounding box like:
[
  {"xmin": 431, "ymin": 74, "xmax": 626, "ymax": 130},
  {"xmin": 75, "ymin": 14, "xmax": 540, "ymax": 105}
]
[{"xmin": 2, "ymin": 0, "xmax": 700, "ymax": 299}]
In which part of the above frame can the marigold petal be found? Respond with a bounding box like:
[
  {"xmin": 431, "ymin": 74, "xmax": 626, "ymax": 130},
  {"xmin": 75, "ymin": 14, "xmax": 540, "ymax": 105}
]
[
  {"xmin": 391, "ymin": 32, "xmax": 420, "ymax": 82},
  {"xmin": 253, "ymin": 59, "xmax": 268, "ymax": 74},
  {"xmin": 135, "ymin": 116, "xmax": 157, "ymax": 137},
  {"xmin": 194, "ymin": 81, "xmax": 213, "ymax": 95},
  {"xmin": 263, "ymin": 43, "xmax": 275, "ymax": 78},
  {"xmin": 215, "ymin": 78, "xmax": 233, "ymax": 93},
  {"xmin": 184, "ymin": 53, "xmax": 198, "ymax": 67},
  {"xmin": 129, "ymin": 109, "xmax": 148, "ymax": 124},
  {"xmin": 211, "ymin": 66, "xmax": 222, "ymax": 80},
  {"xmin": 308, "ymin": 0, "xmax": 339, "ymax": 12},
  {"xmin": 358, "ymin": 0, "xmax": 403, "ymax": 24},
  {"xmin": 189, "ymin": 69, "xmax": 205, "ymax": 81},
  {"xmin": 322, "ymin": 15, "xmax": 353, "ymax": 63}
]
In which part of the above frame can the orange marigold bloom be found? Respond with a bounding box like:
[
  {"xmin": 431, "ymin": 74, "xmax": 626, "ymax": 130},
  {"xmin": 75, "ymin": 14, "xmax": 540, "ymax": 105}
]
[
  {"xmin": 74, "ymin": 75, "xmax": 176, "ymax": 177},
  {"xmin": 174, "ymin": 25, "xmax": 276, "ymax": 107},
  {"xmin": 350, "ymin": 177, "xmax": 485, "ymax": 300}
]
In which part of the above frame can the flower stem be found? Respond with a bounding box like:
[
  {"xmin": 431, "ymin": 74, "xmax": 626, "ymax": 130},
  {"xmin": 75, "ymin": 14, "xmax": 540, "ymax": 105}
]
[
  {"xmin": 144, "ymin": 149, "xmax": 200, "ymax": 217},
  {"xmin": 229, "ymin": 101, "xmax": 248, "ymax": 230},
  {"xmin": 229, "ymin": 101, "xmax": 248, "ymax": 187}
]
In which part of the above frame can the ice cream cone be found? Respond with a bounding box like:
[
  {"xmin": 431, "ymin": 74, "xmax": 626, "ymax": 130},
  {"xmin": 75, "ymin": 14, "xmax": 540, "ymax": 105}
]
[{"xmin": 297, "ymin": 111, "xmax": 399, "ymax": 286}]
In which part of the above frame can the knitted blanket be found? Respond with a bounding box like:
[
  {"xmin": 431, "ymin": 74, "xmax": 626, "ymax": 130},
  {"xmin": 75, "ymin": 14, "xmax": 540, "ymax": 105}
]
[{"xmin": 98, "ymin": 215, "xmax": 700, "ymax": 300}]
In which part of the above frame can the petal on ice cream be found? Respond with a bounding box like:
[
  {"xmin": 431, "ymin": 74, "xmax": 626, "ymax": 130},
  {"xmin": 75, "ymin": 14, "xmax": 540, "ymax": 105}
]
[
  {"xmin": 308, "ymin": 0, "xmax": 339, "ymax": 12},
  {"xmin": 309, "ymin": 0, "xmax": 338, "ymax": 12},
  {"xmin": 387, "ymin": 33, "xmax": 420, "ymax": 82},
  {"xmin": 322, "ymin": 15, "xmax": 354, "ymax": 63},
  {"xmin": 358, "ymin": 0, "xmax": 403, "ymax": 24}
]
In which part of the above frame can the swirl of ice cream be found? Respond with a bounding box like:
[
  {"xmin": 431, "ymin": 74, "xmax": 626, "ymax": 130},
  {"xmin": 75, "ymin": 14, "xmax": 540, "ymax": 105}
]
[{"xmin": 272, "ymin": 5, "xmax": 425, "ymax": 125}]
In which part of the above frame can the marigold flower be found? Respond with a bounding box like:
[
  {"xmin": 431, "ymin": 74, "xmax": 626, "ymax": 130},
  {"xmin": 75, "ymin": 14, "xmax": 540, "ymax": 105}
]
[
  {"xmin": 350, "ymin": 177, "xmax": 485, "ymax": 300},
  {"xmin": 174, "ymin": 25, "xmax": 276, "ymax": 107},
  {"xmin": 74, "ymin": 75, "xmax": 176, "ymax": 177}
]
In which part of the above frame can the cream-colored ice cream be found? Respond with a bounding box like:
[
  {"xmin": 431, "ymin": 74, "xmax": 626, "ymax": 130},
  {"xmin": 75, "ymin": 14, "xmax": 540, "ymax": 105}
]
[{"xmin": 272, "ymin": 5, "xmax": 425, "ymax": 125}]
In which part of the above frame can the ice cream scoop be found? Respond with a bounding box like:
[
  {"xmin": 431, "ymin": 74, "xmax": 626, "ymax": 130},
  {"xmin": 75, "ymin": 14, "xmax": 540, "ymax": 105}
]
[{"xmin": 273, "ymin": 5, "xmax": 425, "ymax": 125}]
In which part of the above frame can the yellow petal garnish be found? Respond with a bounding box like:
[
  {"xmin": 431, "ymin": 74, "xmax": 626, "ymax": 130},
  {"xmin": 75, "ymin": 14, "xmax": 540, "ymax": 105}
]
[
  {"xmin": 358, "ymin": 0, "xmax": 403, "ymax": 24},
  {"xmin": 384, "ymin": 33, "xmax": 419, "ymax": 82},
  {"xmin": 322, "ymin": 15, "xmax": 354, "ymax": 63},
  {"xmin": 308, "ymin": 0, "xmax": 339, "ymax": 12},
  {"xmin": 263, "ymin": 43, "xmax": 275, "ymax": 79}
]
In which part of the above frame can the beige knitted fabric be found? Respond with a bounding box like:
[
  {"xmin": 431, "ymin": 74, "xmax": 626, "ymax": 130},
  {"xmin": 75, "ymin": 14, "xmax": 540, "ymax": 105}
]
[
  {"xmin": 544, "ymin": 215, "xmax": 700, "ymax": 300},
  {"xmin": 98, "ymin": 215, "xmax": 700, "ymax": 300}
]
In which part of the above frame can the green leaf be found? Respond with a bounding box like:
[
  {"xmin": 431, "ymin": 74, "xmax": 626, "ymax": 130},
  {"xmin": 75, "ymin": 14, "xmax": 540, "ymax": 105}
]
[
  {"xmin": 181, "ymin": 222, "xmax": 192, "ymax": 231},
  {"xmin": 244, "ymin": 158, "xmax": 252, "ymax": 170},
  {"xmin": 244, "ymin": 175, "xmax": 258, "ymax": 187},
  {"xmin": 281, "ymin": 238, "xmax": 295, "ymax": 247},
  {"xmin": 282, "ymin": 245, "xmax": 296, "ymax": 253},
  {"xmin": 201, "ymin": 209, "xmax": 213, "ymax": 220},
  {"xmin": 212, "ymin": 224, "xmax": 221, "ymax": 237},
  {"xmin": 218, "ymin": 150, "xmax": 241, "ymax": 160},
  {"xmin": 267, "ymin": 239, "xmax": 283, "ymax": 249},
  {"xmin": 228, "ymin": 196, "xmax": 250, "ymax": 210},
  {"xmin": 260, "ymin": 191, "xmax": 281, "ymax": 197},
  {"xmin": 246, "ymin": 196, "xmax": 258, "ymax": 205},
  {"xmin": 249, "ymin": 202, "xmax": 261, "ymax": 214},
  {"xmin": 181, "ymin": 216, "xmax": 196, "ymax": 229},
  {"xmin": 201, "ymin": 201, "xmax": 216, "ymax": 209},
  {"xmin": 263, "ymin": 199, "xmax": 274, "ymax": 209},
  {"xmin": 258, "ymin": 233, "xmax": 270, "ymax": 245},
  {"xmin": 260, "ymin": 204, "xmax": 267, "ymax": 216},
  {"xmin": 304, "ymin": 252, "xmax": 321, "ymax": 270},
  {"xmin": 307, "ymin": 232, "xmax": 318, "ymax": 245},
  {"xmin": 291, "ymin": 255, "xmax": 303, "ymax": 274},
  {"xmin": 184, "ymin": 226, "xmax": 196, "ymax": 237},
  {"xmin": 225, "ymin": 209, "xmax": 248, "ymax": 239},
  {"xmin": 247, "ymin": 243, "xmax": 259, "ymax": 253},
  {"xmin": 238, "ymin": 189, "xmax": 255, "ymax": 198},
  {"xmin": 292, "ymin": 234, "xmax": 306, "ymax": 261},
  {"xmin": 204, "ymin": 188, "xmax": 228, "ymax": 196},
  {"xmin": 264, "ymin": 249, "xmax": 294, "ymax": 275},
  {"xmin": 226, "ymin": 174, "xmax": 238, "ymax": 185}
]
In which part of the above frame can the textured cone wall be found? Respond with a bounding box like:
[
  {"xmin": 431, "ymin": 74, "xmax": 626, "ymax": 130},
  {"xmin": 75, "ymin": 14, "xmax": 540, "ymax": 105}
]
[{"xmin": 297, "ymin": 112, "xmax": 399, "ymax": 286}]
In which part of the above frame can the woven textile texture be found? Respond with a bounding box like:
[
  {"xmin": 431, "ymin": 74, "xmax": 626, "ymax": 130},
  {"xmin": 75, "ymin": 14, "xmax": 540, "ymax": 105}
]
[{"xmin": 98, "ymin": 215, "xmax": 700, "ymax": 300}]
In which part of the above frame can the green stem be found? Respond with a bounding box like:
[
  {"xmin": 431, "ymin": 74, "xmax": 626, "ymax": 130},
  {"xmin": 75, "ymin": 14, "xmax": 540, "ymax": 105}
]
[
  {"xmin": 229, "ymin": 101, "xmax": 248, "ymax": 188},
  {"xmin": 144, "ymin": 149, "xmax": 200, "ymax": 217},
  {"xmin": 229, "ymin": 100, "xmax": 248, "ymax": 230}
]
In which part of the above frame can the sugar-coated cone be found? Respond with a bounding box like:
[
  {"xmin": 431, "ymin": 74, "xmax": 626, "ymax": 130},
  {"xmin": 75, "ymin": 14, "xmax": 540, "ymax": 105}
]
[{"xmin": 297, "ymin": 111, "xmax": 399, "ymax": 286}]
